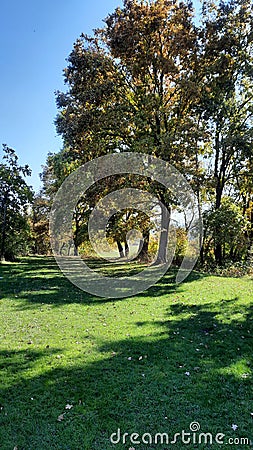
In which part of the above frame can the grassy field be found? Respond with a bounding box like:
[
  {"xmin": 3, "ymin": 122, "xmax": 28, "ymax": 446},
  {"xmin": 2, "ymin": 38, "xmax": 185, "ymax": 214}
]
[{"xmin": 0, "ymin": 257, "xmax": 253, "ymax": 449}]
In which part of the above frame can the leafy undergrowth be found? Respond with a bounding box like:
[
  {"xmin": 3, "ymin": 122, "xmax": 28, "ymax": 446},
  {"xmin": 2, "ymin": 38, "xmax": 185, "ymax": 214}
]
[{"xmin": 0, "ymin": 257, "xmax": 253, "ymax": 449}]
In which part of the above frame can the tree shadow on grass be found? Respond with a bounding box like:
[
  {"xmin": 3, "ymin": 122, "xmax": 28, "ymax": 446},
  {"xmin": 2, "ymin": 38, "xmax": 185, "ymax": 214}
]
[
  {"xmin": 0, "ymin": 299, "xmax": 253, "ymax": 449},
  {"xmin": 0, "ymin": 257, "xmax": 208, "ymax": 309}
]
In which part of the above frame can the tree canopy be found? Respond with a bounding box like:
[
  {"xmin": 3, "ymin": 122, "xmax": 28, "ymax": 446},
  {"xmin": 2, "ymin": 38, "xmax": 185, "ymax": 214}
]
[
  {"xmin": 43, "ymin": 0, "xmax": 253, "ymax": 267},
  {"xmin": 0, "ymin": 145, "xmax": 33, "ymax": 261}
]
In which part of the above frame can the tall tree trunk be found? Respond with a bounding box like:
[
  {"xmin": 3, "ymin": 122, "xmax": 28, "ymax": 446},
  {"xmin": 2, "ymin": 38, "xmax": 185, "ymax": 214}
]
[
  {"xmin": 213, "ymin": 124, "xmax": 224, "ymax": 266},
  {"xmin": 214, "ymin": 126, "xmax": 220, "ymax": 265},
  {"xmin": 214, "ymin": 180, "xmax": 224, "ymax": 265},
  {"xmin": 154, "ymin": 204, "xmax": 171, "ymax": 265},
  {"xmin": 138, "ymin": 230, "xmax": 150, "ymax": 262},
  {"xmin": 194, "ymin": 143, "xmax": 204, "ymax": 266},
  {"xmin": 116, "ymin": 240, "xmax": 124, "ymax": 258},
  {"xmin": 124, "ymin": 239, "xmax": 129, "ymax": 259}
]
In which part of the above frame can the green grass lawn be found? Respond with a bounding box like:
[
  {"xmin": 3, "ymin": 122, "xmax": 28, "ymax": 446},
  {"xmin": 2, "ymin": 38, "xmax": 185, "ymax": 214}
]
[{"xmin": 0, "ymin": 257, "xmax": 253, "ymax": 449}]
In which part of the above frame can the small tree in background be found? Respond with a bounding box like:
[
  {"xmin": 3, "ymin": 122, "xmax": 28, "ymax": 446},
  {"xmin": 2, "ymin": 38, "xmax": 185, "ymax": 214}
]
[
  {"xmin": 202, "ymin": 197, "xmax": 250, "ymax": 265},
  {"xmin": 0, "ymin": 145, "xmax": 33, "ymax": 261},
  {"xmin": 31, "ymin": 193, "xmax": 51, "ymax": 255}
]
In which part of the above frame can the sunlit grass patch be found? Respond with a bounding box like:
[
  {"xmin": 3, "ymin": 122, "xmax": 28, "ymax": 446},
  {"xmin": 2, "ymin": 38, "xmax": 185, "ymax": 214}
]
[{"xmin": 0, "ymin": 257, "xmax": 252, "ymax": 449}]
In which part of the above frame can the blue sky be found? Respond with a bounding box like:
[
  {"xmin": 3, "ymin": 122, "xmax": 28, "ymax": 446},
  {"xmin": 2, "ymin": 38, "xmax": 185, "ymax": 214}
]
[
  {"xmin": 1, "ymin": 0, "xmax": 200, "ymax": 193},
  {"xmin": 0, "ymin": 0, "xmax": 123, "ymax": 192}
]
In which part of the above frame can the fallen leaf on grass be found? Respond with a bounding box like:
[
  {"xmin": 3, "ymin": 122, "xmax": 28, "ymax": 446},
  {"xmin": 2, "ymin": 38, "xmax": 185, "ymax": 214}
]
[
  {"xmin": 65, "ymin": 404, "xmax": 73, "ymax": 410},
  {"xmin": 57, "ymin": 414, "xmax": 65, "ymax": 422}
]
